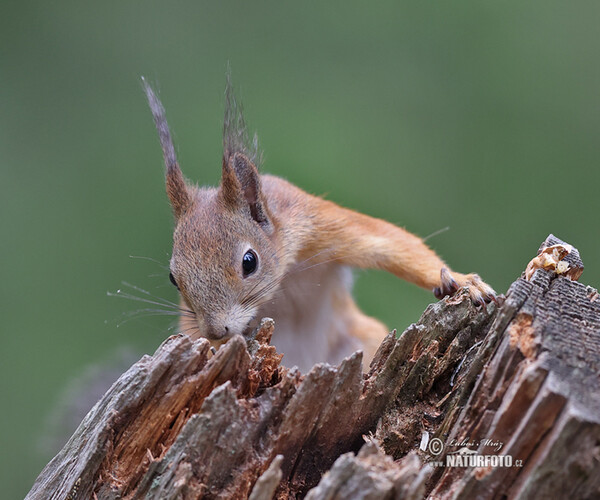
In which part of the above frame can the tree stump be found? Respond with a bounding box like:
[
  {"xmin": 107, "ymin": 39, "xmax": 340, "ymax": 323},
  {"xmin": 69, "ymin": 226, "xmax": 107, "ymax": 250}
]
[{"xmin": 26, "ymin": 235, "xmax": 600, "ymax": 499}]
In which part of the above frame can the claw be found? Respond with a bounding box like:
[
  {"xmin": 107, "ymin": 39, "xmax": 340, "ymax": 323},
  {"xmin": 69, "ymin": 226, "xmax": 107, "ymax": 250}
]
[
  {"xmin": 440, "ymin": 267, "xmax": 459, "ymax": 295},
  {"xmin": 470, "ymin": 286, "xmax": 485, "ymax": 307},
  {"xmin": 440, "ymin": 271, "xmax": 457, "ymax": 297},
  {"xmin": 477, "ymin": 297, "xmax": 487, "ymax": 312},
  {"xmin": 435, "ymin": 268, "xmax": 495, "ymax": 309}
]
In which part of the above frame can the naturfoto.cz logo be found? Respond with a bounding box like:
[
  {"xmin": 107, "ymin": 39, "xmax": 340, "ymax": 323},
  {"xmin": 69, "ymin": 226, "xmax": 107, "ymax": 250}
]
[
  {"xmin": 446, "ymin": 448, "xmax": 515, "ymax": 468},
  {"xmin": 422, "ymin": 434, "xmax": 523, "ymax": 469}
]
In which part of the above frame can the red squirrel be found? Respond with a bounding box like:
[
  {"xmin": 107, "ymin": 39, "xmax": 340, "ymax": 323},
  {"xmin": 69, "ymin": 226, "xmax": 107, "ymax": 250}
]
[{"xmin": 141, "ymin": 77, "xmax": 496, "ymax": 372}]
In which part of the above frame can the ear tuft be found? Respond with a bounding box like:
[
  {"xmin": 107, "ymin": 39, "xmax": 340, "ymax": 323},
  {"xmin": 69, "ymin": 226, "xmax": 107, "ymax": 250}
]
[
  {"xmin": 141, "ymin": 77, "xmax": 191, "ymax": 219},
  {"xmin": 220, "ymin": 70, "xmax": 269, "ymax": 227},
  {"xmin": 223, "ymin": 68, "xmax": 263, "ymax": 169},
  {"xmin": 224, "ymin": 153, "xmax": 270, "ymax": 226}
]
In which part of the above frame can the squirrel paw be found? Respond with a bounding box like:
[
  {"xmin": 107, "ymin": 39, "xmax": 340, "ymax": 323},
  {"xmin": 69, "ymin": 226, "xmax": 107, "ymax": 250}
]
[{"xmin": 433, "ymin": 268, "xmax": 497, "ymax": 309}]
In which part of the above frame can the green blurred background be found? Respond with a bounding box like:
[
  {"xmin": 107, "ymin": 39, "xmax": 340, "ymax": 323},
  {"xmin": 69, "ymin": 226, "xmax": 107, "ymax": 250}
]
[{"xmin": 2, "ymin": 1, "xmax": 599, "ymax": 496}]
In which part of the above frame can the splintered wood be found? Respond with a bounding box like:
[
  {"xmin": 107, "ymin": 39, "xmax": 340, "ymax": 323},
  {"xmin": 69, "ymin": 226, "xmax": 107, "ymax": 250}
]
[
  {"xmin": 525, "ymin": 233, "xmax": 584, "ymax": 281},
  {"xmin": 27, "ymin": 235, "xmax": 600, "ymax": 500}
]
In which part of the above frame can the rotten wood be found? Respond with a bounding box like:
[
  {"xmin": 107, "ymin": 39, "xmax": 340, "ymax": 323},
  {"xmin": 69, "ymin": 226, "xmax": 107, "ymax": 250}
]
[{"xmin": 27, "ymin": 235, "xmax": 600, "ymax": 499}]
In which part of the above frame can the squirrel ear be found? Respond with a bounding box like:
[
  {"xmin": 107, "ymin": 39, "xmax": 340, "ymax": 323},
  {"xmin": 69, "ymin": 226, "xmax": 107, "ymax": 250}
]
[
  {"xmin": 221, "ymin": 152, "xmax": 270, "ymax": 227},
  {"xmin": 142, "ymin": 78, "xmax": 192, "ymax": 219}
]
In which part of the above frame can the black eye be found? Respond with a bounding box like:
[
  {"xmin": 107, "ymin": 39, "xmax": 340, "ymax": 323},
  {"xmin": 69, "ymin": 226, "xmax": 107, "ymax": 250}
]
[
  {"xmin": 169, "ymin": 272, "xmax": 180, "ymax": 290},
  {"xmin": 242, "ymin": 250, "xmax": 258, "ymax": 277}
]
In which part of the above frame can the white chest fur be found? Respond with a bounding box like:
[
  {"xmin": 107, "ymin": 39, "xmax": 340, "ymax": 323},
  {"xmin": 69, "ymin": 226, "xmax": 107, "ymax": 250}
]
[{"xmin": 256, "ymin": 263, "xmax": 363, "ymax": 372}]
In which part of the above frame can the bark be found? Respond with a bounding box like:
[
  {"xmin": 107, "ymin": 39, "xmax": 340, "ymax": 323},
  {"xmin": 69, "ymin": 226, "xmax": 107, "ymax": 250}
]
[{"xmin": 27, "ymin": 235, "xmax": 600, "ymax": 500}]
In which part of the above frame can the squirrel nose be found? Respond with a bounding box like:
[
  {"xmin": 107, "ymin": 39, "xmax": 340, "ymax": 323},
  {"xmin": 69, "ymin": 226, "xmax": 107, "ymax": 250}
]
[{"xmin": 203, "ymin": 322, "xmax": 229, "ymax": 341}]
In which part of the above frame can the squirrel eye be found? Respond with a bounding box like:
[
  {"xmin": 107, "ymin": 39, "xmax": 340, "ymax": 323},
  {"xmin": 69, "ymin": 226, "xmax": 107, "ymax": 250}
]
[
  {"xmin": 169, "ymin": 272, "xmax": 180, "ymax": 290},
  {"xmin": 242, "ymin": 250, "xmax": 258, "ymax": 277}
]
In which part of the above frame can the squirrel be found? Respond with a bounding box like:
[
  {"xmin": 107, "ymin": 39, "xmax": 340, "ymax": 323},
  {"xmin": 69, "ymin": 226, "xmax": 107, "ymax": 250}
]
[{"xmin": 141, "ymin": 77, "xmax": 497, "ymax": 372}]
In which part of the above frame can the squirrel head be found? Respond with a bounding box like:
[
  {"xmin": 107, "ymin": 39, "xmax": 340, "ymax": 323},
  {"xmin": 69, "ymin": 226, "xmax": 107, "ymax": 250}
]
[{"xmin": 142, "ymin": 77, "xmax": 282, "ymax": 341}]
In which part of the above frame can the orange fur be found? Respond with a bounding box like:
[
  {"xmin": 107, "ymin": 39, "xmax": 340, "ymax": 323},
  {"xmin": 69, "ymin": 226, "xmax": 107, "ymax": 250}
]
[{"xmin": 142, "ymin": 79, "xmax": 496, "ymax": 373}]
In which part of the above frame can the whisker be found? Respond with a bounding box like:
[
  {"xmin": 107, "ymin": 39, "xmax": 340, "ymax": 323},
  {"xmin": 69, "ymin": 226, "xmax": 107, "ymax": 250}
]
[
  {"xmin": 118, "ymin": 281, "xmax": 195, "ymax": 314},
  {"xmin": 238, "ymin": 244, "xmax": 374, "ymax": 313},
  {"xmin": 116, "ymin": 312, "xmax": 185, "ymax": 328},
  {"xmin": 108, "ymin": 290, "xmax": 196, "ymax": 319},
  {"xmin": 129, "ymin": 255, "xmax": 169, "ymax": 269},
  {"xmin": 288, "ymin": 252, "xmax": 351, "ymax": 274},
  {"xmin": 118, "ymin": 307, "xmax": 195, "ymax": 319},
  {"xmin": 423, "ymin": 226, "xmax": 450, "ymax": 242},
  {"xmin": 178, "ymin": 325, "xmax": 203, "ymax": 338},
  {"xmin": 238, "ymin": 248, "xmax": 336, "ymax": 309},
  {"xmin": 166, "ymin": 317, "xmax": 183, "ymax": 331},
  {"xmin": 233, "ymin": 241, "xmax": 294, "ymax": 303},
  {"xmin": 293, "ymin": 247, "xmax": 335, "ymax": 269},
  {"xmin": 241, "ymin": 275, "xmax": 287, "ymax": 310},
  {"xmin": 109, "ymin": 290, "xmax": 183, "ymax": 311}
]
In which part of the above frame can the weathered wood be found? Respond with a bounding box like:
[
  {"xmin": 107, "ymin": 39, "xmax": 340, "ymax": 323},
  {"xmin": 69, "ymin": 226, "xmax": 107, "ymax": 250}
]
[
  {"xmin": 427, "ymin": 235, "xmax": 600, "ymax": 499},
  {"xmin": 249, "ymin": 455, "xmax": 284, "ymax": 500},
  {"xmin": 27, "ymin": 235, "xmax": 600, "ymax": 499},
  {"xmin": 304, "ymin": 441, "xmax": 430, "ymax": 500}
]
